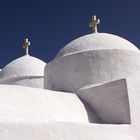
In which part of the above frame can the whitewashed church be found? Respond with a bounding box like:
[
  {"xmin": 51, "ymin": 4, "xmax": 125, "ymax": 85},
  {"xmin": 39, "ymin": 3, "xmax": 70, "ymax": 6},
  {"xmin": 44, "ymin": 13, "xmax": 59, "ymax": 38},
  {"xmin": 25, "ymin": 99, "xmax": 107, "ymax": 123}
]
[{"xmin": 0, "ymin": 16, "xmax": 140, "ymax": 140}]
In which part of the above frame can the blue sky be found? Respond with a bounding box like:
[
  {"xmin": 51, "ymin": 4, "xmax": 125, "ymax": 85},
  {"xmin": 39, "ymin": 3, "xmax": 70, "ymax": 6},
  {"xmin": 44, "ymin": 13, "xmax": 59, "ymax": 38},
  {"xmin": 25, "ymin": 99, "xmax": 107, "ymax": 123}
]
[{"xmin": 0, "ymin": 0, "xmax": 140, "ymax": 67}]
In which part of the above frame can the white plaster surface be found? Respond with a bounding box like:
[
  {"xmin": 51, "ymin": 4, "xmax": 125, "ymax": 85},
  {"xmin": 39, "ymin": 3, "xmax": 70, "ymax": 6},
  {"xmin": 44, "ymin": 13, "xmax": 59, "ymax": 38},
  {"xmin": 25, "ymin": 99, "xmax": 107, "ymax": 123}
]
[
  {"xmin": 45, "ymin": 49, "xmax": 140, "ymax": 92},
  {"xmin": 0, "ymin": 55, "xmax": 46, "ymax": 79},
  {"xmin": 0, "ymin": 76, "xmax": 44, "ymax": 88},
  {"xmin": 57, "ymin": 33, "xmax": 139, "ymax": 58},
  {"xmin": 0, "ymin": 122, "xmax": 137, "ymax": 140},
  {"xmin": 78, "ymin": 79, "xmax": 131, "ymax": 124},
  {"xmin": 0, "ymin": 79, "xmax": 140, "ymax": 139},
  {"xmin": 0, "ymin": 78, "xmax": 139, "ymax": 140},
  {"xmin": 77, "ymin": 78, "xmax": 140, "ymax": 129},
  {"xmin": 0, "ymin": 85, "xmax": 88, "ymax": 123},
  {"xmin": 126, "ymin": 78, "xmax": 140, "ymax": 129},
  {"xmin": 0, "ymin": 32, "xmax": 140, "ymax": 139}
]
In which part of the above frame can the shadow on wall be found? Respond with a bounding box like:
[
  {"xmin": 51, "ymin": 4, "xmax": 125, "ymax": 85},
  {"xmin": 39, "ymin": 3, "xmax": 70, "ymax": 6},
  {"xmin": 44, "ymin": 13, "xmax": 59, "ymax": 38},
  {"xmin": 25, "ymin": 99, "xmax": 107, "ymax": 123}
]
[
  {"xmin": 77, "ymin": 78, "xmax": 131, "ymax": 124},
  {"xmin": 78, "ymin": 97, "xmax": 104, "ymax": 123}
]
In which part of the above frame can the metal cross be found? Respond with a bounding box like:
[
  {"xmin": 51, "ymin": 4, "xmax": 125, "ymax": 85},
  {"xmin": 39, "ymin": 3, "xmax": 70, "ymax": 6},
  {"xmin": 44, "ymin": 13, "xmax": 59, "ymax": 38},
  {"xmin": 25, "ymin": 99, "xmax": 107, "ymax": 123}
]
[
  {"xmin": 89, "ymin": 15, "xmax": 100, "ymax": 33},
  {"xmin": 23, "ymin": 38, "xmax": 30, "ymax": 55}
]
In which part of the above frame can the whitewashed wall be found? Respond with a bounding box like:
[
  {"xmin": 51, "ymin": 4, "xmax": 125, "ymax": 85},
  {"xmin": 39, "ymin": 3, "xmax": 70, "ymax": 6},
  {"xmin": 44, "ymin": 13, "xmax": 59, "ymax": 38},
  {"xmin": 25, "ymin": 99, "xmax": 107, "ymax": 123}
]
[
  {"xmin": 44, "ymin": 49, "xmax": 140, "ymax": 92},
  {"xmin": 0, "ymin": 76, "xmax": 44, "ymax": 88}
]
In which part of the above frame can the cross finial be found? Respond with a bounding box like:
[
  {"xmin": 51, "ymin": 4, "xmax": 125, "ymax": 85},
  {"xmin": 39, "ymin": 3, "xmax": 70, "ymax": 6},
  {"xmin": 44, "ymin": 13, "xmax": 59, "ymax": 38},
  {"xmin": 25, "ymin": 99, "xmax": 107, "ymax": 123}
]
[
  {"xmin": 89, "ymin": 15, "xmax": 100, "ymax": 33},
  {"xmin": 23, "ymin": 38, "xmax": 30, "ymax": 55}
]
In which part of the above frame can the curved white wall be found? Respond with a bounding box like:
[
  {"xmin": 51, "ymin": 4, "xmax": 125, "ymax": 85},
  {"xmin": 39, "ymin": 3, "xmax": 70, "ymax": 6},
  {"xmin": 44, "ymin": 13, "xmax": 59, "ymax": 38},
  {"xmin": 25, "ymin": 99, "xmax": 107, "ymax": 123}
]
[
  {"xmin": 0, "ymin": 76, "xmax": 44, "ymax": 88},
  {"xmin": 57, "ymin": 33, "xmax": 139, "ymax": 58},
  {"xmin": 44, "ymin": 49, "xmax": 140, "ymax": 92},
  {"xmin": 0, "ymin": 85, "xmax": 89, "ymax": 123}
]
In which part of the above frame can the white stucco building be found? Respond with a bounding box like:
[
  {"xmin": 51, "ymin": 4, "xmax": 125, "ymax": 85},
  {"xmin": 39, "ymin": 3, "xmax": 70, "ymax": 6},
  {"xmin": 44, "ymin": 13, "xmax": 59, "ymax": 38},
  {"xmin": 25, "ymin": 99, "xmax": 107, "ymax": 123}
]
[
  {"xmin": 0, "ymin": 16, "xmax": 140, "ymax": 140},
  {"xmin": 0, "ymin": 55, "xmax": 46, "ymax": 88}
]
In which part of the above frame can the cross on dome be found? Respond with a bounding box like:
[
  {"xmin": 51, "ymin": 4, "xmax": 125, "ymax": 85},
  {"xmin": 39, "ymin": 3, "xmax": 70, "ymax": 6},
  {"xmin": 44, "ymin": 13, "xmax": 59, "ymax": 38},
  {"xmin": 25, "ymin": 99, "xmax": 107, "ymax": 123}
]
[
  {"xmin": 23, "ymin": 38, "xmax": 31, "ymax": 55},
  {"xmin": 89, "ymin": 15, "xmax": 100, "ymax": 33}
]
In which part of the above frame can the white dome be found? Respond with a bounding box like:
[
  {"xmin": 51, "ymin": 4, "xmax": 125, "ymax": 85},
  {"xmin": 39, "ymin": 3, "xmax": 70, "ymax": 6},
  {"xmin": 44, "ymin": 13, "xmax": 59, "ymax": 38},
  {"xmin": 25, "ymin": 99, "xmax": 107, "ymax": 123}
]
[
  {"xmin": 0, "ymin": 55, "xmax": 46, "ymax": 79},
  {"xmin": 57, "ymin": 33, "xmax": 139, "ymax": 57}
]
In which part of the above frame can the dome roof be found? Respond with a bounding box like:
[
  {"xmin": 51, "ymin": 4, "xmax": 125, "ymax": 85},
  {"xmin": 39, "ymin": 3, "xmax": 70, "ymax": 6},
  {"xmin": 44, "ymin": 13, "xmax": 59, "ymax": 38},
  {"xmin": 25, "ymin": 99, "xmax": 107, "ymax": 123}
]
[
  {"xmin": 0, "ymin": 55, "xmax": 46, "ymax": 79},
  {"xmin": 57, "ymin": 33, "xmax": 139, "ymax": 58}
]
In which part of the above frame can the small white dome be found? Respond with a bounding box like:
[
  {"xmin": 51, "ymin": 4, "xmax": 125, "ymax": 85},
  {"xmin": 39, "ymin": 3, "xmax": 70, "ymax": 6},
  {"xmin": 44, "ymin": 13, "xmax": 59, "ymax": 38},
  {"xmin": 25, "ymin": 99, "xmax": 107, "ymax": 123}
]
[
  {"xmin": 57, "ymin": 33, "xmax": 139, "ymax": 58},
  {"xmin": 0, "ymin": 55, "xmax": 46, "ymax": 79}
]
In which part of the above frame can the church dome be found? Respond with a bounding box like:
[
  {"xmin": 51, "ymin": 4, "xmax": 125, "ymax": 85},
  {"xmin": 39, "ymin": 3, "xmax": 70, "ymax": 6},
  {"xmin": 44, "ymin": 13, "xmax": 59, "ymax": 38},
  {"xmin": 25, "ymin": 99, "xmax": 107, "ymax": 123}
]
[
  {"xmin": 0, "ymin": 55, "xmax": 46, "ymax": 79},
  {"xmin": 57, "ymin": 33, "xmax": 139, "ymax": 58},
  {"xmin": 45, "ymin": 32, "xmax": 140, "ymax": 92}
]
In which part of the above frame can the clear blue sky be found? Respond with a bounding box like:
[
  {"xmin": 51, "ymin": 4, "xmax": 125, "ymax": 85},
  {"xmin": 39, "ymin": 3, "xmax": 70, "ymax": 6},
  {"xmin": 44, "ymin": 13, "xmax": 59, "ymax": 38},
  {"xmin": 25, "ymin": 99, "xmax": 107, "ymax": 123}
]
[{"xmin": 0, "ymin": 0, "xmax": 140, "ymax": 68}]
